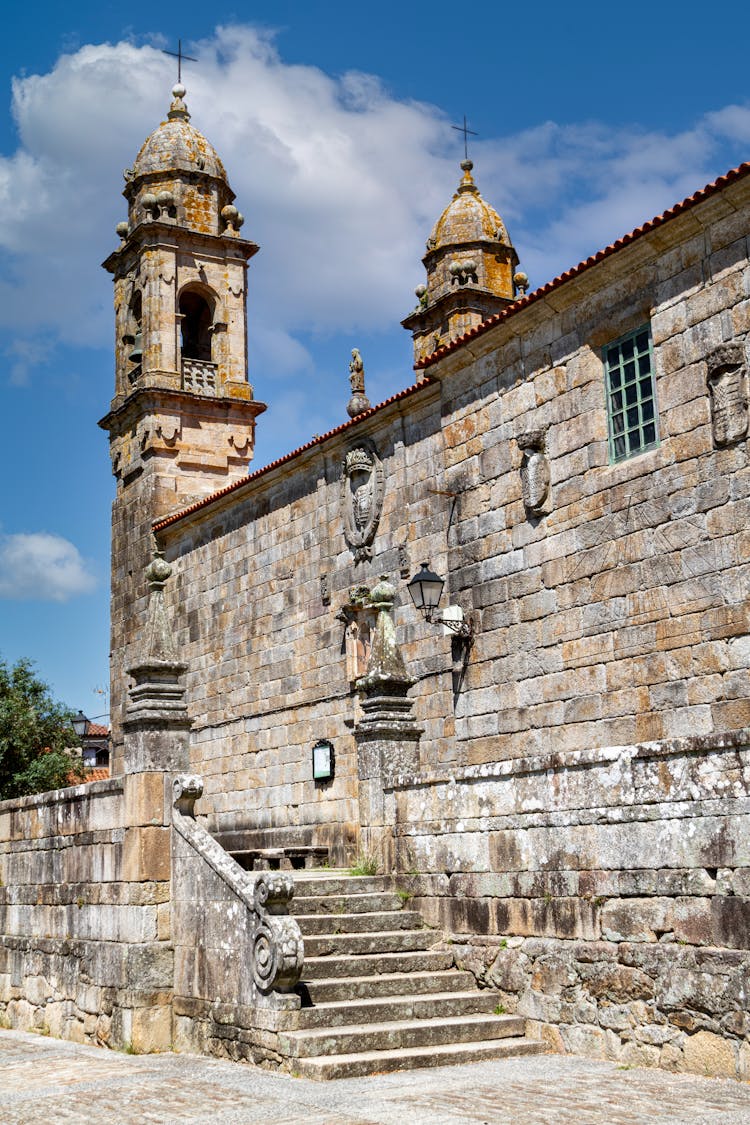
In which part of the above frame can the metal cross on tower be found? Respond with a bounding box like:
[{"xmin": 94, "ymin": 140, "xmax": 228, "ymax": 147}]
[
  {"xmin": 451, "ymin": 115, "xmax": 478, "ymax": 161},
  {"xmin": 162, "ymin": 39, "xmax": 198, "ymax": 83}
]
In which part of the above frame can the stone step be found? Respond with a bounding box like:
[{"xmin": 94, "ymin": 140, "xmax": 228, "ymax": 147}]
[
  {"xmin": 303, "ymin": 949, "xmax": 454, "ymax": 980},
  {"xmin": 281, "ymin": 1012, "xmax": 525, "ymax": 1059},
  {"xmin": 295, "ymin": 910, "xmax": 424, "ymax": 935},
  {"xmin": 293, "ymin": 989, "xmax": 503, "ymax": 1029},
  {"xmin": 300, "ymin": 969, "xmax": 477, "ymax": 1003},
  {"xmin": 289, "ymin": 1034, "xmax": 544, "ymax": 1080},
  {"xmin": 303, "ymin": 929, "xmax": 436, "ymax": 958},
  {"xmin": 292, "ymin": 892, "xmax": 405, "ymax": 915},
  {"xmin": 291, "ymin": 874, "xmax": 394, "ymax": 896}
]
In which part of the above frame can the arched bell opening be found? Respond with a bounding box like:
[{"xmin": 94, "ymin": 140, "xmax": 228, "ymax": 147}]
[
  {"xmin": 123, "ymin": 290, "xmax": 143, "ymax": 384},
  {"xmin": 179, "ymin": 288, "xmax": 214, "ymax": 362}
]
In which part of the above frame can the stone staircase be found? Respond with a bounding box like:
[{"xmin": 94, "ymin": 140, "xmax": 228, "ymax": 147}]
[{"xmin": 279, "ymin": 870, "xmax": 544, "ymax": 1080}]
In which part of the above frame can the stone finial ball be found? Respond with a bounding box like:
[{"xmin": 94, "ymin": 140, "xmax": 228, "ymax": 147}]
[
  {"xmin": 221, "ymin": 204, "xmax": 239, "ymax": 223},
  {"xmin": 236, "ymin": 212, "xmax": 245, "ymax": 229},
  {"xmin": 116, "ymin": 221, "xmax": 129, "ymax": 239},
  {"xmin": 142, "ymin": 193, "xmax": 158, "ymax": 209},
  {"xmin": 369, "ymin": 575, "xmax": 396, "ymax": 605},
  {"xmin": 157, "ymin": 190, "xmax": 174, "ymax": 206},
  {"xmin": 514, "ymin": 271, "xmax": 529, "ymax": 289},
  {"xmin": 172, "ymin": 82, "xmax": 186, "ymax": 99},
  {"xmin": 146, "ymin": 553, "xmax": 172, "ymax": 585},
  {"xmin": 415, "ymin": 284, "xmax": 427, "ymax": 298}
]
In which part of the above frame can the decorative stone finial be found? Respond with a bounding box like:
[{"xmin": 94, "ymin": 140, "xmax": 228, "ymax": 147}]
[
  {"xmin": 514, "ymin": 271, "xmax": 530, "ymax": 296},
  {"xmin": 347, "ymin": 347, "xmax": 371, "ymax": 418},
  {"xmin": 458, "ymin": 159, "xmax": 478, "ymax": 194},
  {"xmin": 168, "ymin": 82, "xmax": 190, "ymax": 121},
  {"xmin": 357, "ymin": 576, "xmax": 412, "ymax": 694}
]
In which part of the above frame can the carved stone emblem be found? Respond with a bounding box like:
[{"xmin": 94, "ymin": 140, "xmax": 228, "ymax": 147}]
[
  {"xmin": 517, "ymin": 429, "xmax": 550, "ymax": 514},
  {"xmin": 342, "ymin": 441, "xmax": 384, "ymax": 563},
  {"xmin": 707, "ymin": 344, "xmax": 748, "ymax": 447}
]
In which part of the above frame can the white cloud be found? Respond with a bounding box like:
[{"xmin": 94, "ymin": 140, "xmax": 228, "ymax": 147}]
[
  {"xmin": 1, "ymin": 27, "xmax": 749, "ymax": 387},
  {"xmin": 0, "ymin": 533, "xmax": 97, "ymax": 601}
]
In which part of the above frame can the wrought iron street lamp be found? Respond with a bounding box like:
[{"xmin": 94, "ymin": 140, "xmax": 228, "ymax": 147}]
[
  {"xmin": 406, "ymin": 562, "xmax": 474, "ymax": 643},
  {"xmin": 72, "ymin": 710, "xmax": 89, "ymax": 739}
]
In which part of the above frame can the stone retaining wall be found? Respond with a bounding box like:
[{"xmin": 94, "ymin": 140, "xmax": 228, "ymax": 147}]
[
  {"xmin": 389, "ymin": 730, "xmax": 750, "ymax": 1079},
  {"xmin": 0, "ymin": 775, "xmax": 173, "ymax": 1051}
]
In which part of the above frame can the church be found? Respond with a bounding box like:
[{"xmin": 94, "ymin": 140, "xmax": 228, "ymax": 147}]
[{"xmin": 1, "ymin": 81, "xmax": 749, "ymax": 1080}]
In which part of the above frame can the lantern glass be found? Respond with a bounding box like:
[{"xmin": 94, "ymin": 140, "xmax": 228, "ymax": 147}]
[
  {"xmin": 407, "ymin": 562, "xmax": 445, "ymax": 617},
  {"xmin": 72, "ymin": 710, "xmax": 89, "ymax": 739}
]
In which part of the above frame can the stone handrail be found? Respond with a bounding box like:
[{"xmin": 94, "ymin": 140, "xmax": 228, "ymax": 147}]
[{"xmin": 171, "ymin": 775, "xmax": 304, "ymax": 995}]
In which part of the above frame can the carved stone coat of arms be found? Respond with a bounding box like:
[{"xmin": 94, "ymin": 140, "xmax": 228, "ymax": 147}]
[{"xmin": 341, "ymin": 442, "xmax": 384, "ymax": 562}]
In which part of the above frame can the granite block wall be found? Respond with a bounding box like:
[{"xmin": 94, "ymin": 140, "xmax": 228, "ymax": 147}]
[
  {"xmin": 0, "ymin": 775, "xmax": 173, "ymax": 1051},
  {"xmin": 156, "ymin": 174, "xmax": 750, "ymax": 853},
  {"xmin": 386, "ymin": 729, "xmax": 750, "ymax": 1079}
]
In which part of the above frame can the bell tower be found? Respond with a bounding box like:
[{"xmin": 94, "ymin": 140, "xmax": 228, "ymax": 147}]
[
  {"xmin": 100, "ymin": 83, "xmax": 266, "ymax": 770},
  {"xmin": 402, "ymin": 159, "xmax": 525, "ymax": 364}
]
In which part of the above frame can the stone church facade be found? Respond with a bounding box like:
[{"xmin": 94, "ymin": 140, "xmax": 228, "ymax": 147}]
[{"xmin": 1, "ymin": 85, "xmax": 749, "ymax": 1078}]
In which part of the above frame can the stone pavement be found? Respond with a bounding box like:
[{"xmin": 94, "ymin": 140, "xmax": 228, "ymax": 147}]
[{"xmin": 2, "ymin": 1028, "xmax": 750, "ymax": 1125}]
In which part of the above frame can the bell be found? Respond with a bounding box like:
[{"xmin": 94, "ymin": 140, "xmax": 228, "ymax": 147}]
[{"xmin": 128, "ymin": 329, "xmax": 143, "ymax": 364}]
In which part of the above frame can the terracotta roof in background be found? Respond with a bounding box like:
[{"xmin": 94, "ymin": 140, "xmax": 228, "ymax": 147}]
[
  {"xmin": 415, "ymin": 160, "xmax": 750, "ymax": 370},
  {"xmin": 86, "ymin": 723, "xmax": 109, "ymax": 738},
  {"xmin": 85, "ymin": 767, "xmax": 111, "ymax": 782},
  {"xmin": 153, "ymin": 376, "xmax": 435, "ymax": 531}
]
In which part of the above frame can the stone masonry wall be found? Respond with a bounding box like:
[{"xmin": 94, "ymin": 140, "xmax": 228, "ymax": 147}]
[
  {"xmin": 0, "ymin": 775, "xmax": 173, "ymax": 1051},
  {"xmin": 386, "ymin": 730, "xmax": 750, "ymax": 1079},
  {"xmin": 159, "ymin": 384, "xmax": 453, "ymax": 858},
  {"xmin": 157, "ymin": 175, "xmax": 750, "ymax": 851},
  {"xmin": 151, "ymin": 173, "xmax": 750, "ymax": 1078}
]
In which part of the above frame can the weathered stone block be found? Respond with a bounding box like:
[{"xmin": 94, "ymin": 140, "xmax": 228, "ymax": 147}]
[
  {"xmin": 124, "ymin": 773, "xmax": 168, "ymax": 828},
  {"xmin": 122, "ymin": 827, "xmax": 170, "ymax": 882},
  {"xmin": 681, "ymin": 1030, "xmax": 738, "ymax": 1078},
  {"xmin": 131, "ymin": 1004, "xmax": 172, "ymax": 1053}
]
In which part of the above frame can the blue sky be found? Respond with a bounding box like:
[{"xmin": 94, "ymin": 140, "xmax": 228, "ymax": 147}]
[{"xmin": 2, "ymin": 0, "xmax": 750, "ymax": 722}]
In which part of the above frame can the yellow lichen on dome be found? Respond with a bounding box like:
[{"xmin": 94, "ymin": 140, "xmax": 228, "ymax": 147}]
[
  {"xmin": 428, "ymin": 160, "xmax": 509, "ymax": 251},
  {"xmin": 131, "ymin": 117, "xmax": 228, "ymax": 183}
]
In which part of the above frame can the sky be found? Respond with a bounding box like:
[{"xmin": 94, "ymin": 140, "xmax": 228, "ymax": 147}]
[{"xmin": 2, "ymin": 0, "xmax": 750, "ymax": 722}]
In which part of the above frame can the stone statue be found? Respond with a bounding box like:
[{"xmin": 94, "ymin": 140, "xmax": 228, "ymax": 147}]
[
  {"xmin": 517, "ymin": 429, "xmax": 550, "ymax": 515},
  {"xmin": 349, "ymin": 348, "xmax": 365, "ymax": 393},
  {"xmin": 707, "ymin": 344, "xmax": 748, "ymax": 447},
  {"xmin": 347, "ymin": 348, "xmax": 371, "ymax": 418}
]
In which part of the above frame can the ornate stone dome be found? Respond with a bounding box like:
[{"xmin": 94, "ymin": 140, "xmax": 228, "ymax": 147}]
[
  {"xmin": 428, "ymin": 160, "xmax": 509, "ymax": 251},
  {"xmin": 130, "ymin": 84, "xmax": 228, "ymax": 183}
]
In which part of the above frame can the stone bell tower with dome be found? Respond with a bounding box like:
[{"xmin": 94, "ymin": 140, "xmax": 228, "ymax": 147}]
[
  {"xmin": 402, "ymin": 159, "xmax": 524, "ymax": 363},
  {"xmin": 100, "ymin": 82, "xmax": 266, "ymax": 770}
]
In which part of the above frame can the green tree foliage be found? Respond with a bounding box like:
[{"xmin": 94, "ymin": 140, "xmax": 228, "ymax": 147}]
[{"xmin": 0, "ymin": 657, "xmax": 85, "ymax": 800}]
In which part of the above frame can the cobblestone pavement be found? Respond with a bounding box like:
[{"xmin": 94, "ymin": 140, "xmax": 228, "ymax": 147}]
[{"xmin": 2, "ymin": 1029, "xmax": 750, "ymax": 1125}]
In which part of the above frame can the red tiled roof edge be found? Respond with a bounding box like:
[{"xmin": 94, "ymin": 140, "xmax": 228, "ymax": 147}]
[
  {"xmin": 414, "ymin": 161, "xmax": 750, "ymax": 371},
  {"xmin": 153, "ymin": 376, "xmax": 436, "ymax": 532},
  {"xmin": 86, "ymin": 723, "xmax": 109, "ymax": 737}
]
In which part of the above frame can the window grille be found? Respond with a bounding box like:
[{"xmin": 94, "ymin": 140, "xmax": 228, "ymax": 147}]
[{"xmin": 604, "ymin": 325, "xmax": 658, "ymax": 462}]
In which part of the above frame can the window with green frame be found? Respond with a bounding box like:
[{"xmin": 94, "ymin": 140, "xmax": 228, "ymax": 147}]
[{"xmin": 604, "ymin": 325, "xmax": 658, "ymax": 462}]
